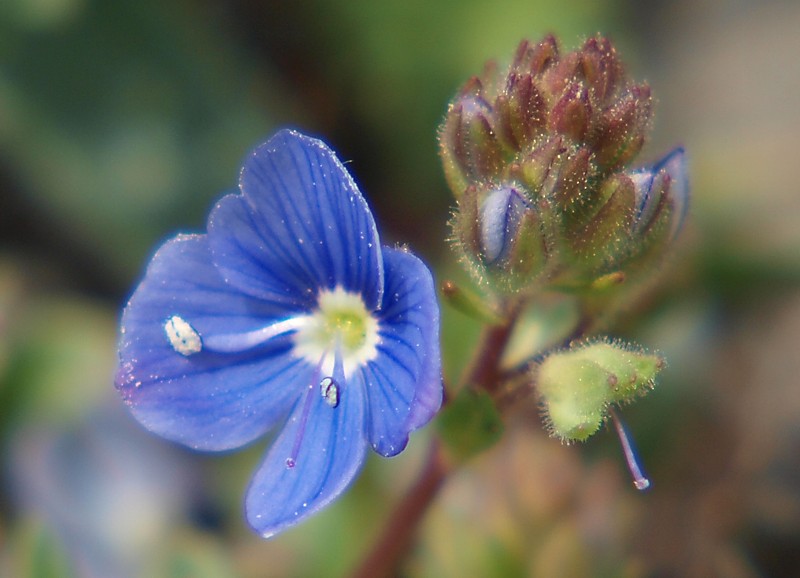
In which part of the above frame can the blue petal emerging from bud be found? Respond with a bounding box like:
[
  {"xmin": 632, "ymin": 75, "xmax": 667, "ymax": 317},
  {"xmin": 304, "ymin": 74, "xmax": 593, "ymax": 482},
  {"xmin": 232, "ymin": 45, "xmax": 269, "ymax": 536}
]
[
  {"xmin": 480, "ymin": 186, "xmax": 529, "ymax": 264},
  {"xmin": 631, "ymin": 147, "xmax": 689, "ymax": 239}
]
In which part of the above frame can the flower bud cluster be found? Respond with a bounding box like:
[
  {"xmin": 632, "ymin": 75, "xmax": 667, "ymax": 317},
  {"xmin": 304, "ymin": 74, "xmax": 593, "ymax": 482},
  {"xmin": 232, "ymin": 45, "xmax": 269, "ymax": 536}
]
[{"xmin": 440, "ymin": 35, "xmax": 688, "ymax": 292}]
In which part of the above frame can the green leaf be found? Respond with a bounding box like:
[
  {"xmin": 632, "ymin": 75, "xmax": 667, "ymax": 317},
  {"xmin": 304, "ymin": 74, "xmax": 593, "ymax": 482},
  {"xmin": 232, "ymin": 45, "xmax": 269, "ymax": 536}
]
[{"xmin": 437, "ymin": 388, "xmax": 504, "ymax": 462}]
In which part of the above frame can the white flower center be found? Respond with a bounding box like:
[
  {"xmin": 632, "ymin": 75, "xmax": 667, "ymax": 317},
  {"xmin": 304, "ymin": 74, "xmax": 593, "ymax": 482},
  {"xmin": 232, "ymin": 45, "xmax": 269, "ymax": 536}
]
[{"xmin": 292, "ymin": 286, "xmax": 379, "ymax": 376}]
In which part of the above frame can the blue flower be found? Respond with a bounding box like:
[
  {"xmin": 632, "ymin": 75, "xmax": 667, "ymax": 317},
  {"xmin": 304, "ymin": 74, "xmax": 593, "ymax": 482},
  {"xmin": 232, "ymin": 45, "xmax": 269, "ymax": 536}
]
[{"xmin": 115, "ymin": 129, "xmax": 443, "ymax": 538}]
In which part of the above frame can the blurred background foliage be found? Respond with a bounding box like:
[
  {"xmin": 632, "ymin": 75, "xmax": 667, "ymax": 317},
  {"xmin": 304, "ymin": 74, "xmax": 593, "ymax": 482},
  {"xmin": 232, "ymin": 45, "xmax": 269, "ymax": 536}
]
[{"xmin": 1, "ymin": 0, "xmax": 800, "ymax": 576}]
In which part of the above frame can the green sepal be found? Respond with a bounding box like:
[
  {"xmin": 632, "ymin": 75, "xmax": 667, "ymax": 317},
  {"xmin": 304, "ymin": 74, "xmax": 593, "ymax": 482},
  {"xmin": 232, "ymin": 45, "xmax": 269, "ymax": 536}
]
[
  {"xmin": 441, "ymin": 280, "xmax": 504, "ymax": 325},
  {"xmin": 536, "ymin": 352, "xmax": 607, "ymax": 441},
  {"xmin": 578, "ymin": 340, "xmax": 664, "ymax": 403},
  {"xmin": 437, "ymin": 388, "xmax": 504, "ymax": 462}
]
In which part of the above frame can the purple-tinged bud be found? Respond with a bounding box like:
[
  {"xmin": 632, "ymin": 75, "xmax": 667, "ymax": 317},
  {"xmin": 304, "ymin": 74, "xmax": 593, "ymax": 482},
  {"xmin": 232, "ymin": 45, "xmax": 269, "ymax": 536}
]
[
  {"xmin": 550, "ymin": 82, "xmax": 591, "ymax": 142},
  {"xmin": 540, "ymin": 51, "xmax": 582, "ymax": 101},
  {"xmin": 495, "ymin": 74, "xmax": 546, "ymax": 150},
  {"xmin": 657, "ymin": 147, "xmax": 689, "ymax": 240},
  {"xmin": 511, "ymin": 35, "xmax": 559, "ymax": 77},
  {"xmin": 440, "ymin": 84, "xmax": 505, "ymax": 197},
  {"xmin": 440, "ymin": 34, "xmax": 687, "ymax": 294},
  {"xmin": 579, "ymin": 36, "xmax": 624, "ymax": 103},
  {"xmin": 594, "ymin": 84, "xmax": 653, "ymax": 170}
]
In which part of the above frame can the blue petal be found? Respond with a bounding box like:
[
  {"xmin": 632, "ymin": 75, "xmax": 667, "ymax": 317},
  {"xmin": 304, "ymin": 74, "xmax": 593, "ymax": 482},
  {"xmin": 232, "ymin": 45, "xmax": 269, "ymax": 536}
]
[
  {"xmin": 208, "ymin": 129, "xmax": 384, "ymax": 311},
  {"xmin": 655, "ymin": 147, "xmax": 689, "ymax": 240},
  {"xmin": 245, "ymin": 367, "xmax": 367, "ymax": 538},
  {"xmin": 116, "ymin": 235, "xmax": 310, "ymax": 451},
  {"xmin": 362, "ymin": 247, "xmax": 442, "ymax": 457},
  {"xmin": 630, "ymin": 168, "xmax": 657, "ymax": 225}
]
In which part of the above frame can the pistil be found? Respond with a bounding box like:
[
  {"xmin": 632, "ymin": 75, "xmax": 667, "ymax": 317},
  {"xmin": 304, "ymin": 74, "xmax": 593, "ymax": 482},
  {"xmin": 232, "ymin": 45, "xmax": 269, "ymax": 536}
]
[{"xmin": 609, "ymin": 407, "xmax": 650, "ymax": 490}]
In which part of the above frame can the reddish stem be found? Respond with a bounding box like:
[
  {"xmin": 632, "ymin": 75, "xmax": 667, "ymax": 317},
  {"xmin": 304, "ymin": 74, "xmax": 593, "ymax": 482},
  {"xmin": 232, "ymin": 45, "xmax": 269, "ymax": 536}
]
[
  {"xmin": 461, "ymin": 301, "xmax": 523, "ymax": 392},
  {"xmin": 349, "ymin": 440, "xmax": 450, "ymax": 578},
  {"xmin": 349, "ymin": 301, "xmax": 523, "ymax": 577}
]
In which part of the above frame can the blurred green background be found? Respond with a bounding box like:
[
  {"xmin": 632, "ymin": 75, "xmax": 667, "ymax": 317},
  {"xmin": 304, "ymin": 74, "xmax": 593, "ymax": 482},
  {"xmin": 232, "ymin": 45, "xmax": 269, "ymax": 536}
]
[{"xmin": 2, "ymin": 0, "xmax": 800, "ymax": 576}]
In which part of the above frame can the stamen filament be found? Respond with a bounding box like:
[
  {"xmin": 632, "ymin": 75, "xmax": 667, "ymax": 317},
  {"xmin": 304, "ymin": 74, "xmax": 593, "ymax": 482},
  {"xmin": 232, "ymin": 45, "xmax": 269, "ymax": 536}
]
[
  {"xmin": 286, "ymin": 351, "xmax": 328, "ymax": 469},
  {"xmin": 609, "ymin": 407, "xmax": 650, "ymax": 491},
  {"xmin": 204, "ymin": 316, "xmax": 310, "ymax": 353}
]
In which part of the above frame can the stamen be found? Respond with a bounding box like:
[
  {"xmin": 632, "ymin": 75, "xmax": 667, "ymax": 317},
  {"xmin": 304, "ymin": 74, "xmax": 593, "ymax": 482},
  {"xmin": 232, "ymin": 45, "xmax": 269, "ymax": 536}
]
[
  {"xmin": 609, "ymin": 407, "xmax": 651, "ymax": 491},
  {"xmin": 286, "ymin": 352, "xmax": 328, "ymax": 469},
  {"xmin": 203, "ymin": 316, "xmax": 310, "ymax": 353},
  {"xmin": 165, "ymin": 315, "xmax": 202, "ymax": 356}
]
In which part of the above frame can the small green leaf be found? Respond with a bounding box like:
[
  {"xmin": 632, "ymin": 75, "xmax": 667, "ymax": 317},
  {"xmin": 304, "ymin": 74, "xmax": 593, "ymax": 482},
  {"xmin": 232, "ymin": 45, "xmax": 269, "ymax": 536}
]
[{"xmin": 437, "ymin": 388, "xmax": 504, "ymax": 462}]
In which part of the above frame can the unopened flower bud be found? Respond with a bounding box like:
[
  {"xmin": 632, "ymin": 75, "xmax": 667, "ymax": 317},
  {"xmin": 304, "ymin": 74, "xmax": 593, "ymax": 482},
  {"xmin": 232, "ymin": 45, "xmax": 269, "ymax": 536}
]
[
  {"xmin": 510, "ymin": 35, "xmax": 559, "ymax": 77},
  {"xmin": 567, "ymin": 173, "xmax": 635, "ymax": 269},
  {"xmin": 554, "ymin": 147, "xmax": 688, "ymax": 286},
  {"xmin": 514, "ymin": 136, "xmax": 564, "ymax": 193},
  {"xmin": 540, "ymin": 50, "xmax": 582, "ymax": 100},
  {"xmin": 595, "ymin": 84, "xmax": 653, "ymax": 170},
  {"xmin": 551, "ymin": 146, "xmax": 592, "ymax": 211},
  {"xmin": 495, "ymin": 75, "xmax": 546, "ymax": 150},
  {"xmin": 549, "ymin": 81, "xmax": 591, "ymax": 142},
  {"xmin": 578, "ymin": 36, "xmax": 624, "ymax": 103},
  {"xmin": 629, "ymin": 147, "xmax": 689, "ymax": 246},
  {"xmin": 454, "ymin": 184, "xmax": 548, "ymax": 291},
  {"xmin": 440, "ymin": 82, "xmax": 505, "ymax": 197}
]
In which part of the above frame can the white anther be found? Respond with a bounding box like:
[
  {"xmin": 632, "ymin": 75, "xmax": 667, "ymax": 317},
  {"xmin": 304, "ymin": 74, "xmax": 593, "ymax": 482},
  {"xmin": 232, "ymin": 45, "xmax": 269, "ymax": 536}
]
[{"xmin": 165, "ymin": 315, "xmax": 202, "ymax": 356}]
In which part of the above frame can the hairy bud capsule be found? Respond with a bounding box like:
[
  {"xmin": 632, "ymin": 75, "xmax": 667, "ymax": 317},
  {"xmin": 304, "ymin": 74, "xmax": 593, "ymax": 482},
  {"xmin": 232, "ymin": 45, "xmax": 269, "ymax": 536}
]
[{"xmin": 533, "ymin": 339, "xmax": 664, "ymax": 443}]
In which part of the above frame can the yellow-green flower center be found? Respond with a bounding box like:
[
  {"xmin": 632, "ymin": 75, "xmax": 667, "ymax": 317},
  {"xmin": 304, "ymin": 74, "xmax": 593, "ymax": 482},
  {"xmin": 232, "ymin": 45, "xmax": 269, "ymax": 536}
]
[{"xmin": 292, "ymin": 287, "xmax": 379, "ymax": 375}]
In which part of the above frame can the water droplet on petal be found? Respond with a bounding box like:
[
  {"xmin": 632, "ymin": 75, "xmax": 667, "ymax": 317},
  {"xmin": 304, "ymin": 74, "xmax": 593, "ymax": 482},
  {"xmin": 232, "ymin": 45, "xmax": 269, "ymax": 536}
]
[{"xmin": 320, "ymin": 376, "xmax": 340, "ymax": 408}]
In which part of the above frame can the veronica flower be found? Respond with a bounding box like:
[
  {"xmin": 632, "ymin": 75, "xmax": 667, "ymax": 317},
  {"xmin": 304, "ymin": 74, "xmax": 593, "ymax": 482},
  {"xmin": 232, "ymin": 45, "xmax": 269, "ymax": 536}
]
[{"xmin": 115, "ymin": 129, "xmax": 442, "ymax": 537}]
